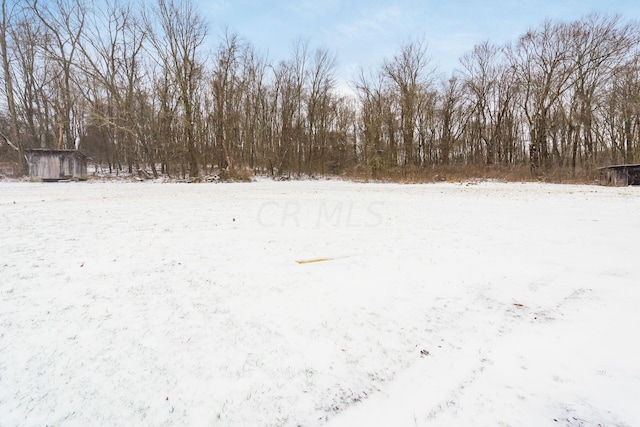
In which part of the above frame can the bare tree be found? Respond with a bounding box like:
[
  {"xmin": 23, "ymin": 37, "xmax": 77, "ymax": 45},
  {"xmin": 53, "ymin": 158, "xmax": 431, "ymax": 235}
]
[
  {"xmin": 355, "ymin": 67, "xmax": 400, "ymax": 178},
  {"xmin": 437, "ymin": 76, "xmax": 464, "ymax": 165},
  {"xmin": 145, "ymin": 0, "xmax": 207, "ymax": 179},
  {"xmin": 460, "ymin": 41, "xmax": 520, "ymax": 166},
  {"xmin": 10, "ymin": 6, "xmax": 43, "ymax": 149},
  {"xmin": 461, "ymin": 41, "xmax": 499, "ymax": 164},
  {"xmin": 239, "ymin": 43, "xmax": 270, "ymax": 171},
  {"xmin": 603, "ymin": 54, "xmax": 640, "ymax": 165},
  {"xmin": 76, "ymin": 0, "xmax": 152, "ymax": 174},
  {"xmin": 306, "ymin": 46, "xmax": 337, "ymax": 174},
  {"xmin": 382, "ymin": 38, "xmax": 434, "ymax": 167},
  {"xmin": 567, "ymin": 14, "xmax": 638, "ymax": 171},
  {"xmin": 508, "ymin": 20, "xmax": 577, "ymax": 175},
  {"xmin": 1, "ymin": 0, "xmax": 25, "ymax": 171},
  {"xmin": 270, "ymin": 39, "xmax": 309, "ymax": 176},
  {"xmin": 209, "ymin": 30, "xmax": 244, "ymax": 173},
  {"xmin": 29, "ymin": 0, "xmax": 86, "ymax": 150}
]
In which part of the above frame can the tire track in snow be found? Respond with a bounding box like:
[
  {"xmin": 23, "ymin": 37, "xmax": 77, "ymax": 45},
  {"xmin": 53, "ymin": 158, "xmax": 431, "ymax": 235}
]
[
  {"xmin": 422, "ymin": 285, "xmax": 596, "ymax": 424},
  {"xmin": 327, "ymin": 284, "xmax": 596, "ymax": 426}
]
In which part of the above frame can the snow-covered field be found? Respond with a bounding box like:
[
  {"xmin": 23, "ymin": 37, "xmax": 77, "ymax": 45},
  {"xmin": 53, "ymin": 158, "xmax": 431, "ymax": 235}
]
[{"xmin": 1, "ymin": 180, "xmax": 639, "ymax": 426}]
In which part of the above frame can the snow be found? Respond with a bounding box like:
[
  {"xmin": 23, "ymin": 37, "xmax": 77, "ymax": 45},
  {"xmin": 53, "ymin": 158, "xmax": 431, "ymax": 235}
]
[{"xmin": 1, "ymin": 180, "xmax": 639, "ymax": 426}]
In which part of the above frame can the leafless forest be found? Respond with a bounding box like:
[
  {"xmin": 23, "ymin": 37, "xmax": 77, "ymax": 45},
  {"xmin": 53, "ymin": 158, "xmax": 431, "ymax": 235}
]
[{"xmin": 1, "ymin": 0, "xmax": 639, "ymax": 181}]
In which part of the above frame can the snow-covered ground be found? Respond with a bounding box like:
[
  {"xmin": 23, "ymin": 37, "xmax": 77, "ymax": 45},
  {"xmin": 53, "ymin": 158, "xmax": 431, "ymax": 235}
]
[{"xmin": 1, "ymin": 180, "xmax": 639, "ymax": 426}]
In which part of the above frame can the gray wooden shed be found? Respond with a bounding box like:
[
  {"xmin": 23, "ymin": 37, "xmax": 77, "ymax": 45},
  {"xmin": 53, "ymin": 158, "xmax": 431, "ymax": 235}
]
[
  {"xmin": 24, "ymin": 149, "xmax": 88, "ymax": 181},
  {"xmin": 597, "ymin": 164, "xmax": 640, "ymax": 186}
]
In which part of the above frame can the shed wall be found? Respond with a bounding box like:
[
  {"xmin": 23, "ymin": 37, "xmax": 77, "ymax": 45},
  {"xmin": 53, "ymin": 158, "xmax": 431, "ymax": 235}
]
[
  {"xmin": 598, "ymin": 164, "xmax": 640, "ymax": 186},
  {"xmin": 599, "ymin": 168, "xmax": 628, "ymax": 186},
  {"xmin": 26, "ymin": 151, "xmax": 88, "ymax": 180}
]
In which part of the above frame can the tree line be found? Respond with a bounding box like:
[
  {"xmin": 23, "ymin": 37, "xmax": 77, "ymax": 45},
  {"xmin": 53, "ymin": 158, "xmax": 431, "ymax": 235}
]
[{"xmin": 1, "ymin": 0, "xmax": 639, "ymax": 181}]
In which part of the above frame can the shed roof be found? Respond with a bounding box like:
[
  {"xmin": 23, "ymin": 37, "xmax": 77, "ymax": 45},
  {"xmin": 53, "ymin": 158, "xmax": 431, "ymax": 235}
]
[
  {"xmin": 597, "ymin": 163, "xmax": 640, "ymax": 170},
  {"xmin": 24, "ymin": 148, "xmax": 89, "ymax": 158}
]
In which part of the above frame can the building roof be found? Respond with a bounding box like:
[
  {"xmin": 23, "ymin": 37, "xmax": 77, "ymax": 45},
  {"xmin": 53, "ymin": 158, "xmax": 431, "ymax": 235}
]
[
  {"xmin": 597, "ymin": 164, "xmax": 640, "ymax": 170},
  {"xmin": 24, "ymin": 148, "xmax": 89, "ymax": 158}
]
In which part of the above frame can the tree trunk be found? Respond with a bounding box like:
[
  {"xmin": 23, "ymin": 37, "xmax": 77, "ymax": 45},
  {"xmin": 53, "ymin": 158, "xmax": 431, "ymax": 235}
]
[{"xmin": 0, "ymin": 0, "xmax": 25, "ymax": 174}]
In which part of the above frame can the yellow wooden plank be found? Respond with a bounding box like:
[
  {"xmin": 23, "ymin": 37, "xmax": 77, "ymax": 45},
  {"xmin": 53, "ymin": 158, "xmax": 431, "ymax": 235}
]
[{"xmin": 295, "ymin": 257, "xmax": 333, "ymax": 264}]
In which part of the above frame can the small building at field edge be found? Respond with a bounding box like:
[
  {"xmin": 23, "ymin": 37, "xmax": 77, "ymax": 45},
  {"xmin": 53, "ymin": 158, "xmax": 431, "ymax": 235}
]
[
  {"xmin": 597, "ymin": 164, "xmax": 640, "ymax": 186},
  {"xmin": 24, "ymin": 149, "xmax": 89, "ymax": 181}
]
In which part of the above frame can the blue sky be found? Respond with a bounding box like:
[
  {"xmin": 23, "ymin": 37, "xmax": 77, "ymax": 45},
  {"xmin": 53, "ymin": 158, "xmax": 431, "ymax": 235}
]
[{"xmin": 197, "ymin": 0, "xmax": 640, "ymax": 84}]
